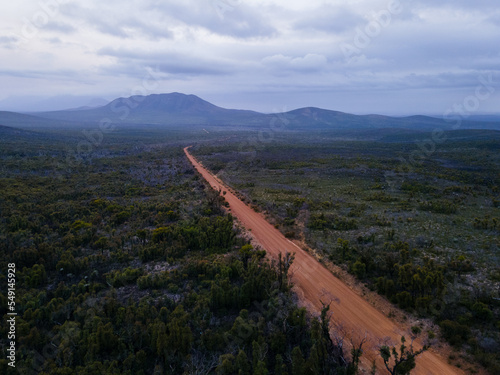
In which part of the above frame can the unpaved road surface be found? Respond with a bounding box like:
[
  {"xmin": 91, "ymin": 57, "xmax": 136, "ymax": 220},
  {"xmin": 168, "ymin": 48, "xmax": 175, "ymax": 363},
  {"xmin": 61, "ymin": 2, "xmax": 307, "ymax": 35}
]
[{"xmin": 185, "ymin": 147, "xmax": 462, "ymax": 375}]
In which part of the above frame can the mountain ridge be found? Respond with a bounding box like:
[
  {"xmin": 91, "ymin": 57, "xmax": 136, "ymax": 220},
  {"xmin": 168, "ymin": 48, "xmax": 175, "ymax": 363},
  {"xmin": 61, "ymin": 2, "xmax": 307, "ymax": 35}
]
[{"xmin": 1, "ymin": 92, "xmax": 499, "ymax": 131}]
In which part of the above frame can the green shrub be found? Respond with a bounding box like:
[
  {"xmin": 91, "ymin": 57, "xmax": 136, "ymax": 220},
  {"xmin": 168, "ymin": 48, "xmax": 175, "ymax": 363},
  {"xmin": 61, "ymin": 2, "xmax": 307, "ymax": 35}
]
[
  {"xmin": 418, "ymin": 200, "xmax": 457, "ymax": 214},
  {"xmin": 308, "ymin": 213, "xmax": 358, "ymax": 231},
  {"xmin": 472, "ymin": 302, "xmax": 493, "ymax": 322},
  {"xmin": 440, "ymin": 320, "xmax": 471, "ymax": 346}
]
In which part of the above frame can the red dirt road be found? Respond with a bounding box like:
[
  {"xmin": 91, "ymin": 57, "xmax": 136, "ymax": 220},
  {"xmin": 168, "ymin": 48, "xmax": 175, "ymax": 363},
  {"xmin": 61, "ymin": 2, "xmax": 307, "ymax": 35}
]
[{"xmin": 184, "ymin": 147, "xmax": 462, "ymax": 375}]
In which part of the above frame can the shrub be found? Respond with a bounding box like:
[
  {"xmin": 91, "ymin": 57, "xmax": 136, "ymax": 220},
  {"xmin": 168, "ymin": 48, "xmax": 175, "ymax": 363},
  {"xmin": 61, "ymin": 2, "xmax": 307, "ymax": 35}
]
[
  {"xmin": 440, "ymin": 320, "xmax": 471, "ymax": 346},
  {"xmin": 418, "ymin": 200, "xmax": 457, "ymax": 214},
  {"xmin": 308, "ymin": 213, "xmax": 358, "ymax": 231},
  {"xmin": 472, "ymin": 302, "xmax": 493, "ymax": 322},
  {"xmin": 411, "ymin": 326, "xmax": 422, "ymax": 335},
  {"xmin": 113, "ymin": 210, "xmax": 131, "ymax": 225},
  {"xmin": 106, "ymin": 267, "xmax": 143, "ymax": 287}
]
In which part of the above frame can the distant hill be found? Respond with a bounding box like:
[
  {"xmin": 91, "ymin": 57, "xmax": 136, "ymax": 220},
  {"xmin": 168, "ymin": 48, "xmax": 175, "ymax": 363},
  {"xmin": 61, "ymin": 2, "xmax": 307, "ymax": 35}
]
[
  {"xmin": 467, "ymin": 115, "xmax": 500, "ymax": 122},
  {"xmin": 1, "ymin": 92, "xmax": 498, "ymax": 131},
  {"xmin": 284, "ymin": 108, "xmax": 500, "ymax": 131},
  {"xmin": 378, "ymin": 128, "xmax": 500, "ymax": 143},
  {"xmin": 0, "ymin": 123, "xmax": 57, "ymax": 143},
  {"xmin": 0, "ymin": 111, "xmax": 77, "ymax": 129},
  {"xmin": 0, "ymin": 124, "xmax": 35, "ymax": 136},
  {"xmin": 0, "ymin": 123, "xmax": 76, "ymax": 145}
]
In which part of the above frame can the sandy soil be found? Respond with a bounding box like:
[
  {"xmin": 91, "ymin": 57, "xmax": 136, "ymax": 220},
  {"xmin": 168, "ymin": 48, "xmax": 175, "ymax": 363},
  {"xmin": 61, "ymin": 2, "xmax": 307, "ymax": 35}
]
[{"xmin": 184, "ymin": 147, "xmax": 464, "ymax": 375}]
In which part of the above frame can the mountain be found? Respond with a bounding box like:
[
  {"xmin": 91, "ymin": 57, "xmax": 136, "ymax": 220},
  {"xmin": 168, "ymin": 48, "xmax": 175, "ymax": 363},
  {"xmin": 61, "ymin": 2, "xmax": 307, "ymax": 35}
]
[
  {"xmin": 35, "ymin": 92, "xmax": 264, "ymax": 126},
  {"xmin": 1, "ymin": 92, "xmax": 499, "ymax": 131},
  {"xmin": 283, "ymin": 107, "xmax": 500, "ymax": 131}
]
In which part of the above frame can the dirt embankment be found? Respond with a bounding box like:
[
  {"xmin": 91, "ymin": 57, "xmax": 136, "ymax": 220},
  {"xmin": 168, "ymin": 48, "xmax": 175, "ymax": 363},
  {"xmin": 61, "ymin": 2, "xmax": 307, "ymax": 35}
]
[{"xmin": 184, "ymin": 147, "xmax": 464, "ymax": 375}]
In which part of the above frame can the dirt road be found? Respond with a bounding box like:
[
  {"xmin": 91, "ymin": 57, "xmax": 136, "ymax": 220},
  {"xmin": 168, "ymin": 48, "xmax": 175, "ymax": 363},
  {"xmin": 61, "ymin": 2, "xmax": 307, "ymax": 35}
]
[{"xmin": 184, "ymin": 147, "xmax": 462, "ymax": 375}]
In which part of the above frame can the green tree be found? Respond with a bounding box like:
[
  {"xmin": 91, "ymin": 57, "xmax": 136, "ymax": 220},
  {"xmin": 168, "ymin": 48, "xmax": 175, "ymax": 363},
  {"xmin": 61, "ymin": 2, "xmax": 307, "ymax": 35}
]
[
  {"xmin": 276, "ymin": 252, "xmax": 295, "ymax": 292},
  {"xmin": 236, "ymin": 349, "xmax": 251, "ymax": 375},
  {"xmin": 291, "ymin": 346, "xmax": 305, "ymax": 375},
  {"xmin": 216, "ymin": 354, "xmax": 236, "ymax": 375},
  {"xmin": 274, "ymin": 354, "xmax": 287, "ymax": 375},
  {"xmin": 379, "ymin": 336, "xmax": 428, "ymax": 375},
  {"xmin": 352, "ymin": 260, "xmax": 366, "ymax": 279},
  {"xmin": 253, "ymin": 361, "xmax": 268, "ymax": 375}
]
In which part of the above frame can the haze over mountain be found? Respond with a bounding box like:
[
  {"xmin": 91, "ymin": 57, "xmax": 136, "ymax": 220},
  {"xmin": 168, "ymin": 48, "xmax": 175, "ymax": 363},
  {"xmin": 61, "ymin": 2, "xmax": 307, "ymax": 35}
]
[
  {"xmin": 0, "ymin": 95, "xmax": 109, "ymax": 113},
  {"xmin": 1, "ymin": 92, "xmax": 499, "ymax": 132}
]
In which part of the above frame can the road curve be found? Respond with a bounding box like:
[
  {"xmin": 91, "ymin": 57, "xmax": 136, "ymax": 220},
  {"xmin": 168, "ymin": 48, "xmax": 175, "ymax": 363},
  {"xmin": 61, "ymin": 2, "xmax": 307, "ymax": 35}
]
[{"xmin": 184, "ymin": 146, "xmax": 462, "ymax": 375}]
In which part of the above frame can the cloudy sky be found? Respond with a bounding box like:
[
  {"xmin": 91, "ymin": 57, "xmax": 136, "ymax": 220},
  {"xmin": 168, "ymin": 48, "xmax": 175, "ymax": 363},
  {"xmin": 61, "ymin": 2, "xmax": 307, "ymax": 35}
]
[{"xmin": 0, "ymin": 0, "xmax": 499, "ymax": 115}]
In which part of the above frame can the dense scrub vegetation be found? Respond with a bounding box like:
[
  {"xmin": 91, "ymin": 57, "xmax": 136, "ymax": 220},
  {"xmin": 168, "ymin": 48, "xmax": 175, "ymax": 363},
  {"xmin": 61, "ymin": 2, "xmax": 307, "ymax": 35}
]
[
  {"xmin": 193, "ymin": 131, "xmax": 500, "ymax": 374},
  {"xmin": 1, "ymin": 130, "xmax": 366, "ymax": 374}
]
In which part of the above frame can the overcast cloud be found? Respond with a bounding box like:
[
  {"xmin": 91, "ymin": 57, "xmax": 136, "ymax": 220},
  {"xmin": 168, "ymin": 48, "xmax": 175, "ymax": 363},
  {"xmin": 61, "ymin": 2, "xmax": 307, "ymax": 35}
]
[{"xmin": 0, "ymin": 0, "xmax": 499, "ymax": 114}]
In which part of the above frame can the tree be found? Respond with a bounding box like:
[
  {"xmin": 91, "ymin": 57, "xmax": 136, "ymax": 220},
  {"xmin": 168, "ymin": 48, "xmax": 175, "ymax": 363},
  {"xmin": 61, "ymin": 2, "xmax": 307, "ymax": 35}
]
[
  {"xmin": 216, "ymin": 354, "xmax": 236, "ymax": 375},
  {"xmin": 235, "ymin": 350, "xmax": 251, "ymax": 375},
  {"xmin": 352, "ymin": 260, "xmax": 366, "ymax": 279},
  {"xmin": 347, "ymin": 336, "xmax": 366, "ymax": 375},
  {"xmin": 337, "ymin": 238, "xmax": 351, "ymax": 260},
  {"xmin": 253, "ymin": 360, "xmax": 268, "ymax": 375},
  {"xmin": 276, "ymin": 252, "xmax": 295, "ymax": 292},
  {"xmin": 291, "ymin": 346, "xmax": 305, "ymax": 375},
  {"xmin": 274, "ymin": 354, "xmax": 287, "ymax": 375},
  {"xmin": 379, "ymin": 336, "xmax": 428, "ymax": 375},
  {"xmin": 94, "ymin": 236, "xmax": 108, "ymax": 255}
]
